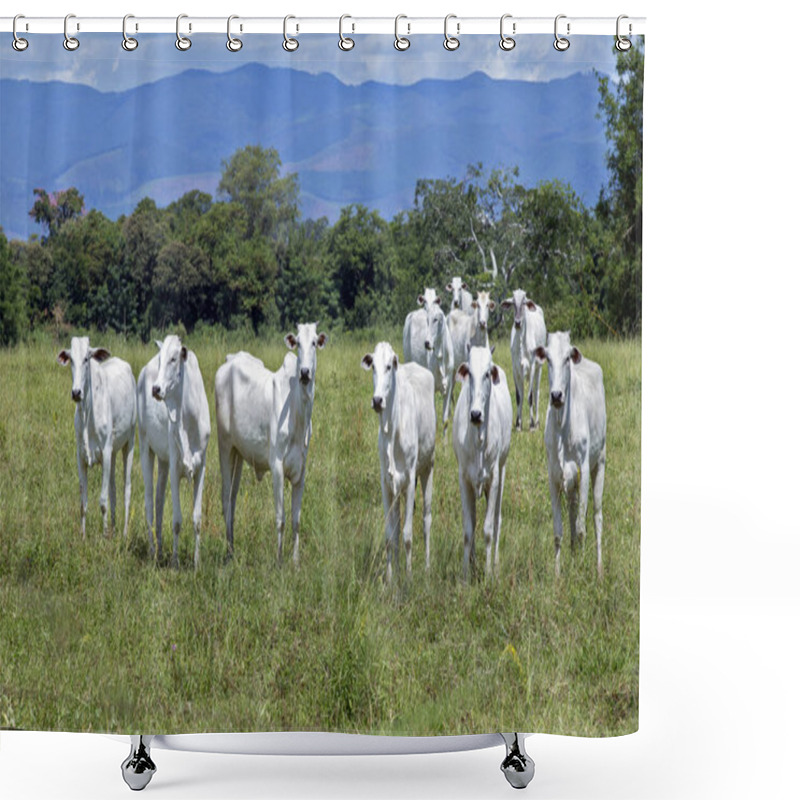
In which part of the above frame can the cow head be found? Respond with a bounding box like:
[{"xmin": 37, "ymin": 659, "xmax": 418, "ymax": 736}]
[
  {"xmin": 471, "ymin": 290, "xmax": 496, "ymax": 332},
  {"xmin": 285, "ymin": 322, "xmax": 327, "ymax": 389},
  {"xmin": 361, "ymin": 341, "xmax": 398, "ymax": 414},
  {"xmin": 446, "ymin": 277, "xmax": 469, "ymax": 310},
  {"xmin": 57, "ymin": 336, "xmax": 111, "ymax": 403},
  {"xmin": 500, "ymin": 289, "xmax": 537, "ymax": 330},
  {"xmin": 534, "ymin": 331, "xmax": 582, "ymax": 410},
  {"xmin": 456, "ymin": 345, "xmax": 500, "ymax": 427},
  {"xmin": 417, "ymin": 287, "xmax": 443, "ymax": 353},
  {"xmin": 152, "ymin": 335, "xmax": 187, "ymax": 402}
]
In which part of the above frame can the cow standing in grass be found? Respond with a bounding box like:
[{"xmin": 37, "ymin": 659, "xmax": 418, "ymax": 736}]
[
  {"xmin": 215, "ymin": 323, "xmax": 327, "ymax": 564},
  {"xmin": 446, "ymin": 276, "xmax": 473, "ymax": 313},
  {"xmin": 138, "ymin": 336, "xmax": 211, "ymax": 569},
  {"xmin": 501, "ymin": 289, "xmax": 547, "ymax": 431},
  {"xmin": 452, "ymin": 345, "xmax": 512, "ymax": 579},
  {"xmin": 57, "ymin": 337, "xmax": 136, "ymax": 538},
  {"xmin": 448, "ymin": 290, "xmax": 495, "ymax": 371},
  {"xmin": 361, "ymin": 342, "xmax": 436, "ymax": 581},
  {"xmin": 535, "ymin": 332, "xmax": 606, "ymax": 578},
  {"xmin": 403, "ymin": 288, "xmax": 455, "ymax": 436}
]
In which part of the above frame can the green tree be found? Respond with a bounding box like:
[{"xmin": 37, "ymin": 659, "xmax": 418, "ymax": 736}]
[
  {"xmin": 218, "ymin": 145, "xmax": 299, "ymax": 240},
  {"xmin": 29, "ymin": 187, "xmax": 85, "ymax": 239},
  {"xmin": 0, "ymin": 229, "xmax": 27, "ymax": 345},
  {"xmin": 152, "ymin": 240, "xmax": 212, "ymax": 329}
]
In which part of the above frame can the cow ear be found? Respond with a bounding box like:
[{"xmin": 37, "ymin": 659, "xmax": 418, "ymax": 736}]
[
  {"xmin": 490, "ymin": 345, "xmax": 496, "ymax": 355},
  {"xmin": 91, "ymin": 348, "xmax": 111, "ymax": 362},
  {"xmin": 471, "ymin": 300, "xmax": 478, "ymax": 309},
  {"xmin": 317, "ymin": 333, "xmax": 327, "ymax": 349},
  {"xmin": 155, "ymin": 339, "xmax": 163, "ymax": 350},
  {"xmin": 525, "ymin": 299, "xmax": 537, "ymax": 311},
  {"xmin": 456, "ymin": 363, "xmax": 470, "ymax": 383},
  {"xmin": 57, "ymin": 349, "xmax": 71, "ymax": 366},
  {"xmin": 489, "ymin": 300, "xmax": 496, "ymax": 311},
  {"xmin": 534, "ymin": 346, "xmax": 547, "ymax": 364},
  {"xmin": 445, "ymin": 283, "xmax": 453, "ymax": 292},
  {"xmin": 490, "ymin": 365, "xmax": 501, "ymax": 385},
  {"xmin": 570, "ymin": 347, "xmax": 583, "ymax": 364},
  {"xmin": 417, "ymin": 294, "xmax": 425, "ymax": 306},
  {"xmin": 500, "ymin": 299, "xmax": 513, "ymax": 310},
  {"xmin": 434, "ymin": 296, "xmax": 441, "ymax": 306},
  {"xmin": 361, "ymin": 354, "xmax": 373, "ymax": 371},
  {"xmin": 462, "ymin": 282, "xmax": 469, "ymax": 290},
  {"xmin": 285, "ymin": 333, "xmax": 298, "ymax": 350},
  {"xmin": 466, "ymin": 342, "xmax": 471, "ymax": 354},
  {"xmin": 181, "ymin": 346, "xmax": 188, "ymax": 361},
  {"xmin": 392, "ymin": 354, "xmax": 399, "ymax": 370}
]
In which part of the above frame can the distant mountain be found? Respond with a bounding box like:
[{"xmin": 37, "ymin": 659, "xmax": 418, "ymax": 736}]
[{"xmin": 0, "ymin": 64, "xmax": 608, "ymax": 241}]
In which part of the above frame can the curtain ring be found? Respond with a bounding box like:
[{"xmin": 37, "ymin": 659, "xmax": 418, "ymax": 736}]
[
  {"xmin": 282, "ymin": 15, "xmax": 299, "ymax": 51},
  {"xmin": 339, "ymin": 14, "xmax": 354, "ymax": 51},
  {"xmin": 553, "ymin": 14, "xmax": 570, "ymax": 51},
  {"xmin": 176, "ymin": 14, "xmax": 192, "ymax": 51},
  {"xmin": 227, "ymin": 15, "xmax": 243, "ymax": 51},
  {"xmin": 63, "ymin": 13, "xmax": 79, "ymax": 51},
  {"xmin": 122, "ymin": 14, "xmax": 138, "ymax": 51},
  {"xmin": 12, "ymin": 14, "xmax": 28, "ymax": 51},
  {"xmin": 443, "ymin": 14, "xmax": 460, "ymax": 51},
  {"xmin": 615, "ymin": 14, "xmax": 632, "ymax": 51},
  {"xmin": 394, "ymin": 14, "xmax": 410, "ymax": 51},
  {"xmin": 499, "ymin": 14, "xmax": 515, "ymax": 51}
]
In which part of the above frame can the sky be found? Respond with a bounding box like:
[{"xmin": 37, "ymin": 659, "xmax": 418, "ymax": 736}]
[{"xmin": 0, "ymin": 32, "xmax": 621, "ymax": 91}]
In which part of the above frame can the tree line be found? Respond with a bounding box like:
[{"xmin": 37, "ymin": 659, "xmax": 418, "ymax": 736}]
[{"xmin": 0, "ymin": 41, "xmax": 643, "ymax": 347}]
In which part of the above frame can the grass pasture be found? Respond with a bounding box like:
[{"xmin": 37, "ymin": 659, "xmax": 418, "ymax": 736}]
[{"xmin": 0, "ymin": 331, "xmax": 640, "ymax": 736}]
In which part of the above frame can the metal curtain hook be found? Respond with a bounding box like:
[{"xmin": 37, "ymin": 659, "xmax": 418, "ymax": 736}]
[
  {"xmin": 339, "ymin": 14, "xmax": 354, "ymax": 50},
  {"xmin": 554, "ymin": 14, "xmax": 570, "ymax": 51},
  {"xmin": 394, "ymin": 14, "xmax": 410, "ymax": 51},
  {"xmin": 443, "ymin": 14, "xmax": 460, "ymax": 51},
  {"xmin": 616, "ymin": 14, "xmax": 632, "ymax": 51},
  {"xmin": 227, "ymin": 15, "xmax": 242, "ymax": 51},
  {"xmin": 63, "ymin": 13, "xmax": 79, "ymax": 51},
  {"xmin": 12, "ymin": 14, "xmax": 29, "ymax": 51},
  {"xmin": 176, "ymin": 14, "xmax": 192, "ymax": 51},
  {"xmin": 499, "ymin": 13, "xmax": 515, "ymax": 51},
  {"xmin": 283, "ymin": 15, "xmax": 299, "ymax": 51},
  {"xmin": 122, "ymin": 14, "xmax": 138, "ymax": 51}
]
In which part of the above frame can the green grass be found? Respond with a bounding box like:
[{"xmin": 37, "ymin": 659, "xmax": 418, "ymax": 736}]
[{"xmin": 0, "ymin": 331, "xmax": 640, "ymax": 736}]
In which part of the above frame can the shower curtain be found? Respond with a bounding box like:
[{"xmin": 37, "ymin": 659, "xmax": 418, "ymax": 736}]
[{"xmin": 0, "ymin": 27, "xmax": 642, "ymax": 740}]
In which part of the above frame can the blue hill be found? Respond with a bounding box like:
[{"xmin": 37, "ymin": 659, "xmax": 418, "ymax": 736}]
[{"xmin": 0, "ymin": 64, "xmax": 608, "ymax": 240}]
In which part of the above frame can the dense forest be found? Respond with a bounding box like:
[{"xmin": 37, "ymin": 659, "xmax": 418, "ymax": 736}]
[{"xmin": 0, "ymin": 41, "xmax": 643, "ymax": 346}]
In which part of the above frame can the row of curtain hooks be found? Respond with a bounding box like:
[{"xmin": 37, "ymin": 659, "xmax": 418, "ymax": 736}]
[{"xmin": 11, "ymin": 13, "xmax": 634, "ymax": 54}]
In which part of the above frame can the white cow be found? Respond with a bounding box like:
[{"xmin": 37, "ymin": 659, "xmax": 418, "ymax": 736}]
[
  {"xmin": 535, "ymin": 332, "xmax": 606, "ymax": 578},
  {"xmin": 448, "ymin": 290, "xmax": 494, "ymax": 370},
  {"xmin": 138, "ymin": 335, "xmax": 211, "ymax": 569},
  {"xmin": 57, "ymin": 337, "xmax": 136, "ymax": 538},
  {"xmin": 403, "ymin": 288, "xmax": 455, "ymax": 435},
  {"xmin": 446, "ymin": 276, "xmax": 473, "ymax": 313},
  {"xmin": 501, "ymin": 289, "xmax": 547, "ymax": 431},
  {"xmin": 452, "ymin": 345, "xmax": 512, "ymax": 579},
  {"xmin": 215, "ymin": 323, "xmax": 327, "ymax": 564},
  {"xmin": 361, "ymin": 342, "xmax": 436, "ymax": 581}
]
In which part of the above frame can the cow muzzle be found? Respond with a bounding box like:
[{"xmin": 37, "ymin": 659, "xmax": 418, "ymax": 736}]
[
  {"xmin": 424, "ymin": 340, "xmax": 433, "ymax": 351},
  {"xmin": 550, "ymin": 391, "xmax": 564, "ymax": 408},
  {"xmin": 72, "ymin": 389, "xmax": 82, "ymax": 402},
  {"xmin": 299, "ymin": 367, "xmax": 311, "ymax": 385},
  {"xmin": 514, "ymin": 320, "xmax": 522, "ymax": 329},
  {"xmin": 470, "ymin": 409, "xmax": 483, "ymax": 425},
  {"xmin": 372, "ymin": 396, "xmax": 384, "ymax": 413},
  {"xmin": 152, "ymin": 385, "xmax": 164, "ymax": 401}
]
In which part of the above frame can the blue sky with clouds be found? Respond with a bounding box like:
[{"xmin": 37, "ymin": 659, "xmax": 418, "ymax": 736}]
[{"xmin": 0, "ymin": 32, "xmax": 620, "ymax": 91}]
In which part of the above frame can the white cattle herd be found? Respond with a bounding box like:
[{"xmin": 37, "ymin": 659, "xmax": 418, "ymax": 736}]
[{"xmin": 57, "ymin": 277, "xmax": 608, "ymax": 580}]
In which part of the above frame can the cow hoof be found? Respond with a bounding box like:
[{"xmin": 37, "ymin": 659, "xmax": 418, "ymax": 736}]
[
  {"xmin": 121, "ymin": 737, "xmax": 156, "ymax": 791},
  {"xmin": 500, "ymin": 733, "xmax": 534, "ymax": 789}
]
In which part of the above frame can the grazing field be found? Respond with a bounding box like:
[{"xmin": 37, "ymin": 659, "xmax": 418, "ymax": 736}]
[{"xmin": 0, "ymin": 330, "xmax": 640, "ymax": 737}]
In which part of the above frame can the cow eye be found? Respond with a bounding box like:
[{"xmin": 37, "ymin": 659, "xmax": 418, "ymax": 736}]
[{"xmin": 385, "ymin": 365, "xmax": 391, "ymax": 372}]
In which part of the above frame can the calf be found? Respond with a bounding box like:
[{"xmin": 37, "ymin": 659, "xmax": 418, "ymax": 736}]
[
  {"xmin": 138, "ymin": 336, "xmax": 211, "ymax": 568},
  {"xmin": 361, "ymin": 342, "xmax": 436, "ymax": 581},
  {"xmin": 535, "ymin": 332, "xmax": 606, "ymax": 578},
  {"xmin": 501, "ymin": 289, "xmax": 547, "ymax": 430},
  {"xmin": 215, "ymin": 323, "xmax": 327, "ymax": 564},
  {"xmin": 403, "ymin": 288, "xmax": 455, "ymax": 435},
  {"xmin": 452, "ymin": 345, "xmax": 512, "ymax": 579},
  {"xmin": 57, "ymin": 337, "xmax": 136, "ymax": 537}
]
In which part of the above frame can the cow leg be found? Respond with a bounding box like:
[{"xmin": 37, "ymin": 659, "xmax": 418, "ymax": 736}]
[
  {"xmin": 122, "ymin": 437, "xmax": 134, "ymax": 539},
  {"xmin": 442, "ymin": 377, "xmax": 454, "ymax": 438},
  {"xmin": 493, "ymin": 464, "xmax": 507, "ymax": 570},
  {"xmin": 592, "ymin": 450, "xmax": 606, "ymax": 580},
  {"xmin": 272, "ymin": 464, "xmax": 286, "ymax": 564},
  {"xmin": 169, "ymin": 457, "xmax": 183, "ymax": 569},
  {"xmin": 109, "ymin": 450, "xmax": 117, "ymax": 533},
  {"xmin": 420, "ymin": 466, "xmax": 434, "ymax": 571},
  {"xmin": 291, "ymin": 467, "xmax": 306, "ymax": 566},
  {"xmin": 155, "ymin": 458, "xmax": 169, "ymax": 562},
  {"xmin": 77, "ymin": 451, "xmax": 88, "ymax": 539},
  {"xmin": 459, "ymin": 474, "xmax": 477, "ymax": 581},
  {"xmin": 484, "ymin": 472, "xmax": 502, "ymax": 578},
  {"xmin": 568, "ymin": 487, "xmax": 579, "ymax": 550},
  {"xmin": 228, "ymin": 452, "xmax": 243, "ymax": 560},
  {"xmin": 514, "ymin": 378, "xmax": 523, "ymax": 431},
  {"xmin": 530, "ymin": 362, "xmax": 541, "ymax": 430},
  {"xmin": 549, "ymin": 475, "xmax": 564, "ymax": 578},
  {"xmin": 403, "ymin": 470, "xmax": 417, "ymax": 575},
  {"xmin": 100, "ymin": 446, "xmax": 113, "ymax": 535},
  {"xmin": 218, "ymin": 441, "xmax": 234, "ymax": 558},
  {"xmin": 577, "ymin": 458, "xmax": 591, "ymax": 550},
  {"xmin": 381, "ymin": 476, "xmax": 399, "ymax": 582},
  {"xmin": 191, "ymin": 459, "xmax": 206, "ymax": 571},
  {"xmin": 141, "ymin": 444, "xmax": 156, "ymax": 556}
]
